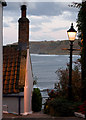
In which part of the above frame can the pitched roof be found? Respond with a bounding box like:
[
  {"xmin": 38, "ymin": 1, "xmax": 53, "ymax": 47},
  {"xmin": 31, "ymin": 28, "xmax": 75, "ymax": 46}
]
[{"xmin": 3, "ymin": 45, "xmax": 22, "ymax": 94}]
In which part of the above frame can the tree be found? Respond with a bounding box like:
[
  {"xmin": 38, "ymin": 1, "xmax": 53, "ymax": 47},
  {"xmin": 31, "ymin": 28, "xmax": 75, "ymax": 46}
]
[
  {"xmin": 32, "ymin": 88, "xmax": 42, "ymax": 112},
  {"xmin": 70, "ymin": 1, "xmax": 86, "ymax": 100},
  {"xmin": 76, "ymin": 1, "xmax": 86, "ymax": 100},
  {"xmin": 56, "ymin": 63, "xmax": 81, "ymax": 101}
]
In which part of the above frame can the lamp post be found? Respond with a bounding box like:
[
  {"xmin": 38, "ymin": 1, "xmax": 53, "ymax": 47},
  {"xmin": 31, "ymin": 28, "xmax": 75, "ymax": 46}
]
[{"xmin": 67, "ymin": 23, "xmax": 77, "ymax": 100}]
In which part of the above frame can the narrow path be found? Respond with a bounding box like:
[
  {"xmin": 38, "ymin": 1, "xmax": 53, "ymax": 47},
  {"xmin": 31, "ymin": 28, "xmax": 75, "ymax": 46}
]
[{"xmin": 3, "ymin": 112, "xmax": 84, "ymax": 120}]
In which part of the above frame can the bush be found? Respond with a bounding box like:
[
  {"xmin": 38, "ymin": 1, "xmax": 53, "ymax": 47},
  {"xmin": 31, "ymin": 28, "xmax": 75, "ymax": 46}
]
[
  {"xmin": 78, "ymin": 101, "xmax": 86, "ymax": 114},
  {"xmin": 32, "ymin": 88, "xmax": 42, "ymax": 112},
  {"xmin": 44, "ymin": 97, "xmax": 81, "ymax": 117},
  {"xmin": 55, "ymin": 62, "xmax": 82, "ymax": 101},
  {"xmin": 47, "ymin": 89, "xmax": 59, "ymax": 98}
]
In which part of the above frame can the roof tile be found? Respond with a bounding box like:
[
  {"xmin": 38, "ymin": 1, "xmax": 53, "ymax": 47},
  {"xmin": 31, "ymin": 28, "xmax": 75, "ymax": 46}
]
[{"xmin": 3, "ymin": 46, "xmax": 22, "ymax": 94}]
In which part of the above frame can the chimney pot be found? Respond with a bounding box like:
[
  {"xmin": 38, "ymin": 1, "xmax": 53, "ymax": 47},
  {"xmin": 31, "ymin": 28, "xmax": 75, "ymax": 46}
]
[{"xmin": 21, "ymin": 5, "xmax": 27, "ymax": 17}]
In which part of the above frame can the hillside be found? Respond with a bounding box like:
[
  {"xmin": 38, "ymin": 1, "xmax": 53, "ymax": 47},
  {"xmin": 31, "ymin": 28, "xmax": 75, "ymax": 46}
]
[{"xmin": 29, "ymin": 39, "xmax": 81, "ymax": 55}]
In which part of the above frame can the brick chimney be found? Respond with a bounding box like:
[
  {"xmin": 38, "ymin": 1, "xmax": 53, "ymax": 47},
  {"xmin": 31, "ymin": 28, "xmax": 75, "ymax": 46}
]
[
  {"xmin": 21, "ymin": 5, "xmax": 26, "ymax": 17},
  {"xmin": 18, "ymin": 5, "xmax": 29, "ymax": 49}
]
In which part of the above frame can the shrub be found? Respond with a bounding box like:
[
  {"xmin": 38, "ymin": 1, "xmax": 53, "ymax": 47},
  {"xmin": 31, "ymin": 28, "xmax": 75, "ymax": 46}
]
[
  {"xmin": 32, "ymin": 88, "xmax": 42, "ymax": 112},
  {"xmin": 47, "ymin": 89, "xmax": 59, "ymax": 99},
  {"xmin": 44, "ymin": 97, "xmax": 81, "ymax": 117},
  {"xmin": 78, "ymin": 101, "xmax": 86, "ymax": 114},
  {"xmin": 55, "ymin": 62, "xmax": 82, "ymax": 101}
]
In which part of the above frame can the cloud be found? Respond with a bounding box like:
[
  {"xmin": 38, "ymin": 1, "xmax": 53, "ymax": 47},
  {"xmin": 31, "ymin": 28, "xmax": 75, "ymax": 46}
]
[
  {"xmin": 3, "ymin": 22, "xmax": 10, "ymax": 27},
  {"xmin": 52, "ymin": 27, "xmax": 68, "ymax": 32},
  {"xmin": 3, "ymin": 2, "xmax": 78, "ymax": 26},
  {"xmin": 3, "ymin": 2, "xmax": 78, "ymax": 45},
  {"xmin": 60, "ymin": 10, "xmax": 78, "ymax": 21},
  {"xmin": 3, "ymin": 2, "xmax": 20, "ymax": 16},
  {"xmin": 29, "ymin": 15, "xmax": 77, "ymax": 41},
  {"xmin": 3, "ymin": 23, "xmax": 18, "ymax": 45},
  {"xmin": 28, "ymin": 2, "xmax": 63, "ymax": 16},
  {"xmin": 4, "ymin": 2, "xmax": 78, "ymax": 17},
  {"xmin": 6, "ymin": 0, "xmax": 82, "ymax": 2},
  {"xmin": 30, "ymin": 26, "xmax": 42, "ymax": 32},
  {"xmin": 29, "ymin": 16, "xmax": 52, "ymax": 26}
]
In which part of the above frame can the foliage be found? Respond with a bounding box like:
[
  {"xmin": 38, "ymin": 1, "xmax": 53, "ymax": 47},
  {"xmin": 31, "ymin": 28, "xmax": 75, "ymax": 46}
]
[
  {"xmin": 32, "ymin": 88, "xmax": 42, "ymax": 112},
  {"xmin": 69, "ymin": 2, "xmax": 81, "ymax": 8},
  {"xmin": 30, "ymin": 40, "xmax": 79, "ymax": 55},
  {"xmin": 76, "ymin": 1, "xmax": 86, "ymax": 100},
  {"xmin": 76, "ymin": 2, "xmax": 86, "ymax": 39},
  {"xmin": 55, "ymin": 62, "xmax": 81, "ymax": 101},
  {"xmin": 33, "ymin": 76, "xmax": 38, "ymax": 85},
  {"xmin": 44, "ymin": 2, "xmax": 86, "ymax": 116},
  {"xmin": 44, "ymin": 62, "xmax": 82, "ymax": 116},
  {"xmin": 69, "ymin": 2, "xmax": 86, "ymax": 100},
  {"xmin": 47, "ymin": 89, "xmax": 60, "ymax": 99},
  {"xmin": 78, "ymin": 101, "xmax": 86, "ymax": 114},
  {"xmin": 44, "ymin": 97, "xmax": 81, "ymax": 117}
]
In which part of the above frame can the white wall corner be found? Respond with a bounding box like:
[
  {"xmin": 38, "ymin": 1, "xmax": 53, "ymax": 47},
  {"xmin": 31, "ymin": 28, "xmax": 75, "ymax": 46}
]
[{"xmin": 24, "ymin": 49, "xmax": 33, "ymax": 115}]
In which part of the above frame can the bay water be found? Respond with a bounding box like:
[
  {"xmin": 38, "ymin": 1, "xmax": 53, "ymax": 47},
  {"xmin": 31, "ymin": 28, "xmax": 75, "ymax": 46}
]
[{"xmin": 31, "ymin": 54, "xmax": 80, "ymax": 91}]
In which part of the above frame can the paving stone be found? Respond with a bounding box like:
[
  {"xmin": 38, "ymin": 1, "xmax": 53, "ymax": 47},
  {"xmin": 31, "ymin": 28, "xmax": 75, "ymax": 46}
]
[
  {"xmin": 3, "ymin": 117, "xmax": 84, "ymax": 120},
  {"xmin": 2, "ymin": 112, "xmax": 84, "ymax": 120}
]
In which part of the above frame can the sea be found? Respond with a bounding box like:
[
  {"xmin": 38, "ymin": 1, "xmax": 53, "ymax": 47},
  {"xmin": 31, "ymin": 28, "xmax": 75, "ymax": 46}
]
[{"xmin": 30, "ymin": 54, "xmax": 80, "ymax": 98}]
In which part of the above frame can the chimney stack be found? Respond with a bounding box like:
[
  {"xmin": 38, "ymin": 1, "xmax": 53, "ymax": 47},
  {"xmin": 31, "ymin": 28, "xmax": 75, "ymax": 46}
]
[
  {"xmin": 18, "ymin": 5, "xmax": 29, "ymax": 49},
  {"xmin": 21, "ymin": 5, "xmax": 26, "ymax": 17}
]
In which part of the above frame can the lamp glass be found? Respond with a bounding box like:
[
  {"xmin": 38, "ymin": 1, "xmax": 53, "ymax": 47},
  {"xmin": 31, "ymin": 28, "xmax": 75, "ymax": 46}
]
[{"xmin": 67, "ymin": 31, "xmax": 77, "ymax": 41}]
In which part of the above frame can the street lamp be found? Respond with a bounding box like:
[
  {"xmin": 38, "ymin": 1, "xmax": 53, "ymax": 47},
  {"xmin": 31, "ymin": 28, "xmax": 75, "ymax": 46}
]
[{"xmin": 67, "ymin": 23, "xmax": 77, "ymax": 100}]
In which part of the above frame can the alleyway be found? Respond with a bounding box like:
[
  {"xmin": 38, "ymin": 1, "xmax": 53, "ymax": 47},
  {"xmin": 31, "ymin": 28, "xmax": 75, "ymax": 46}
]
[{"xmin": 2, "ymin": 112, "xmax": 84, "ymax": 120}]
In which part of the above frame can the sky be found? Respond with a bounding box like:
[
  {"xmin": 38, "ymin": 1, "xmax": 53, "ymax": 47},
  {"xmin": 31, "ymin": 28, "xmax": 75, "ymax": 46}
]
[{"xmin": 3, "ymin": 0, "xmax": 82, "ymax": 45}]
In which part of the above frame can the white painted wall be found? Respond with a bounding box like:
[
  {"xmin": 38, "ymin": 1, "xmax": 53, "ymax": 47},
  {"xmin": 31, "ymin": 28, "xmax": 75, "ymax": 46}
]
[
  {"xmin": 3, "ymin": 96, "xmax": 24, "ymax": 113},
  {"xmin": 0, "ymin": 2, "xmax": 3, "ymax": 120},
  {"xmin": 24, "ymin": 49, "xmax": 33, "ymax": 115}
]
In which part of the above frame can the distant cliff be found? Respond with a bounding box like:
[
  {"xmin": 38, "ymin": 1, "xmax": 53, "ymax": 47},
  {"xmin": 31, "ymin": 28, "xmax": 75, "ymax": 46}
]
[{"xmin": 29, "ymin": 39, "xmax": 81, "ymax": 55}]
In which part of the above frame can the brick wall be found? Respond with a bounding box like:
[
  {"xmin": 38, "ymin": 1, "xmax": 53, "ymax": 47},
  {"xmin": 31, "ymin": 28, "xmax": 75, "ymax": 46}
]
[{"xmin": 18, "ymin": 5, "xmax": 29, "ymax": 49}]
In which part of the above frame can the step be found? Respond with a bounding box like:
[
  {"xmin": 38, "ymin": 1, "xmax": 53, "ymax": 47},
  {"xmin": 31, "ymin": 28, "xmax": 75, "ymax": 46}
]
[{"xmin": 2, "ymin": 117, "xmax": 84, "ymax": 120}]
